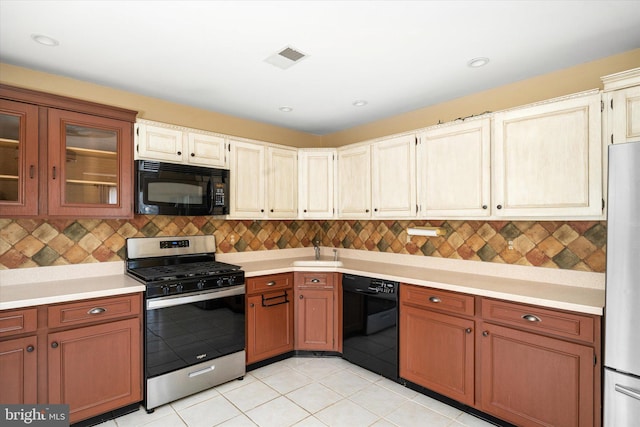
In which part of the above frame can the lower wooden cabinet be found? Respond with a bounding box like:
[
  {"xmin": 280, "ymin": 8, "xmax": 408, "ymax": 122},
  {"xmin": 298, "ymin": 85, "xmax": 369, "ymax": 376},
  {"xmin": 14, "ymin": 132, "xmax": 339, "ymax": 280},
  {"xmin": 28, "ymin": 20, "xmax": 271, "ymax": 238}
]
[
  {"xmin": 246, "ymin": 273, "xmax": 294, "ymax": 364},
  {"xmin": 47, "ymin": 318, "xmax": 141, "ymax": 423},
  {"xmin": 294, "ymin": 272, "xmax": 340, "ymax": 352},
  {"xmin": 479, "ymin": 322, "xmax": 595, "ymax": 427},
  {"xmin": 399, "ymin": 304, "xmax": 475, "ymax": 405},
  {"xmin": 0, "ymin": 336, "xmax": 38, "ymax": 404},
  {"xmin": 0, "ymin": 294, "xmax": 143, "ymax": 424}
]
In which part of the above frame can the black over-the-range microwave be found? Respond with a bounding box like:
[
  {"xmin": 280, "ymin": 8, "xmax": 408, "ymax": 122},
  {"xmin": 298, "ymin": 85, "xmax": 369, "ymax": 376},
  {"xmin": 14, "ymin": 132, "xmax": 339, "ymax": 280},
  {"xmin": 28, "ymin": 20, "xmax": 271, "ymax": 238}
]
[{"xmin": 135, "ymin": 160, "xmax": 229, "ymax": 216}]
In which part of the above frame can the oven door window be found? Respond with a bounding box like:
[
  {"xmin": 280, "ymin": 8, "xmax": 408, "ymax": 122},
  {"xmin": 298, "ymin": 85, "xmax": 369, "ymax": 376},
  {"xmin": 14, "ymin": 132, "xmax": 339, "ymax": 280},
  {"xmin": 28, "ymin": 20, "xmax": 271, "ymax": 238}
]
[{"xmin": 145, "ymin": 295, "xmax": 245, "ymax": 378}]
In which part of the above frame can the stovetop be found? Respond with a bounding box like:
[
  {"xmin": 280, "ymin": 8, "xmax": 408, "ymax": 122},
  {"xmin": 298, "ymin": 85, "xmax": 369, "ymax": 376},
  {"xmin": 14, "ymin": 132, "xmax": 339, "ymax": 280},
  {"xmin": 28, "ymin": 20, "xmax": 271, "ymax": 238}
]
[{"xmin": 125, "ymin": 236, "xmax": 245, "ymax": 299}]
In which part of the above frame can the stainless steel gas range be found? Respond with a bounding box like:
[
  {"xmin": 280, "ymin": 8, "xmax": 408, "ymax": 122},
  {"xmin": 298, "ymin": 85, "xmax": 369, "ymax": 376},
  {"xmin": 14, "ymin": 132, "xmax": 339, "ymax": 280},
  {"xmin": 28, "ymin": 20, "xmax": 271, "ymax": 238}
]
[{"xmin": 125, "ymin": 235, "xmax": 246, "ymax": 412}]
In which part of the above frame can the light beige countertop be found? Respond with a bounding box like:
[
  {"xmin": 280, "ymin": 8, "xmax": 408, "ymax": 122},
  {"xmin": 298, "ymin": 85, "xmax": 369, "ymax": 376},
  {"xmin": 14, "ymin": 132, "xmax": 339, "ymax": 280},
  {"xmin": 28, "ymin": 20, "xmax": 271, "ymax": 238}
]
[{"xmin": 1, "ymin": 248, "xmax": 605, "ymax": 315}]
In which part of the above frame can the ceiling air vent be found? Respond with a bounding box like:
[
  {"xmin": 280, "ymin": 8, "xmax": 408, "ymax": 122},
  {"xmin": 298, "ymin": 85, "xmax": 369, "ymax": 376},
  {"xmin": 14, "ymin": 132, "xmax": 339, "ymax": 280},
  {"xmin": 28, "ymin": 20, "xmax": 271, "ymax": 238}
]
[{"xmin": 264, "ymin": 46, "xmax": 308, "ymax": 70}]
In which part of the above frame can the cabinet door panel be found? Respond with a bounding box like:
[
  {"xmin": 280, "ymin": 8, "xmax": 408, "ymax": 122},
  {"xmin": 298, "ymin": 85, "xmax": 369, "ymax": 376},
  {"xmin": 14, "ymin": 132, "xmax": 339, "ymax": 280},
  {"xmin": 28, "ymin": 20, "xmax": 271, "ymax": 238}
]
[
  {"xmin": 267, "ymin": 146, "xmax": 297, "ymax": 218},
  {"xmin": 480, "ymin": 322, "xmax": 594, "ymax": 427},
  {"xmin": 399, "ymin": 305, "xmax": 474, "ymax": 405},
  {"xmin": 0, "ymin": 336, "xmax": 37, "ymax": 404},
  {"xmin": 229, "ymin": 140, "xmax": 265, "ymax": 218},
  {"xmin": 493, "ymin": 93, "xmax": 602, "ymax": 218},
  {"xmin": 48, "ymin": 318, "xmax": 142, "ymax": 424},
  {"xmin": 372, "ymin": 135, "xmax": 416, "ymax": 218},
  {"xmin": 295, "ymin": 289, "xmax": 334, "ymax": 350},
  {"xmin": 187, "ymin": 132, "xmax": 226, "ymax": 167},
  {"xmin": 137, "ymin": 123, "xmax": 184, "ymax": 162},
  {"xmin": 338, "ymin": 145, "xmax": 371, "ymax": 218},
  {"xmin": 610, "ymin": 85, "xmax": 640, "ymax": 144},
  {"xmin": 299, "ymin": 149, "xmax": 335, "ymax": 219},
  {"xmin": 0, "ymin": 99, "xmax": 39, "ymax": 216},
  {"xmin": 246, "ymin": 293, "xmax": 294, "ymax": 364}
]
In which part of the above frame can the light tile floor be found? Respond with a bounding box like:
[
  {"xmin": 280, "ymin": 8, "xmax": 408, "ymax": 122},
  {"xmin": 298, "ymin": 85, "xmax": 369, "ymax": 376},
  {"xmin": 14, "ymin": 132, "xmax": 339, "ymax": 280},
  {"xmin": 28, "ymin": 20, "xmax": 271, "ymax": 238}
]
[{"xmin": 99, "ymin": 357, "xmax": 497, "ymax": 427}]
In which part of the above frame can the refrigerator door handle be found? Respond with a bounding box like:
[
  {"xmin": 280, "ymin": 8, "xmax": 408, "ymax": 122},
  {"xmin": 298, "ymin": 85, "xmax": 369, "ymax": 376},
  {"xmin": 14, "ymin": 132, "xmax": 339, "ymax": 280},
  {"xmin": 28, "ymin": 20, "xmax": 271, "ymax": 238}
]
[{"xmin": 615, "ymin": 383, "xmax": 640, "ymax": 401}]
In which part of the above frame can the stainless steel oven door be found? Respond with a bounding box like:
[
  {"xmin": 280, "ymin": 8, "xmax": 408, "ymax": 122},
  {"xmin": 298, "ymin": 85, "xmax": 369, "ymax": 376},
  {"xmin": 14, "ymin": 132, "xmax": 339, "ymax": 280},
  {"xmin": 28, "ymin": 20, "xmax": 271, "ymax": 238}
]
[{"xmin": 144, "ymin": 285, "xmax": 245, "ymax": 409}]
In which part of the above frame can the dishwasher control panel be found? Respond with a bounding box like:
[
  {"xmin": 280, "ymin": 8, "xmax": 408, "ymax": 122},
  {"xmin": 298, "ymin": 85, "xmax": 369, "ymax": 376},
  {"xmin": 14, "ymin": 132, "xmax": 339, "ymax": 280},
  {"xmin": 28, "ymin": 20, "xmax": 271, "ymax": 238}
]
[{"xmin": 369, "ymin": 279, "xmax": 397, "ymax": 294}]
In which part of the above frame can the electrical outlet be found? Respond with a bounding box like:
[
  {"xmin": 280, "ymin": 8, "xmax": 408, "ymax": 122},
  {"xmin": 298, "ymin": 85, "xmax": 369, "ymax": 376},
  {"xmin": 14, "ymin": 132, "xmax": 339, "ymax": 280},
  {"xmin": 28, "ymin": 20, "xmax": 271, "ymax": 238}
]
[{"xmin": 508, "ymin": 240, "xmax": 514, "ymax": 250}]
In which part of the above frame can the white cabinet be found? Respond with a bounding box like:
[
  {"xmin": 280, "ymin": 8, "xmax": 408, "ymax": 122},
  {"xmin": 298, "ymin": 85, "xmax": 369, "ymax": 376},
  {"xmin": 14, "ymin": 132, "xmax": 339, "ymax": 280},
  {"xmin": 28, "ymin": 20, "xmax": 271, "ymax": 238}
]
[
  {"xmin": 372, "ymin": 134, "xmax": 417, "ymax": 218},
  {"xmin": 299, "ymin": 149, "xmax": 336, "ymax": 219},
  {"xmin": 602, "ymin": 68, "xmax": 640, "ymax": 145},
  {"xmin": 229, "ymin": 138, "xmax": 298, "ymax": 219},
  {"xmin": 337, "ymin": 144, "xmax": 371, "ymax": 218},
  {"xmin": 135, "ymin": 119, "xmax": 227, "ymax": 168},
  {"xmin": 418, "ymin": 118, "xmax": 491, "ymax": 218},
  {"xmin": 267, "ymin": 146, "xmax": 298, "ymax": 218},
  {"xmin": 492, "ymin": 91, "xmax": 603, "ymax": 219},
  {"xmin": 229, "ymin": 139, "xmax": 265, "ymax": 218}
]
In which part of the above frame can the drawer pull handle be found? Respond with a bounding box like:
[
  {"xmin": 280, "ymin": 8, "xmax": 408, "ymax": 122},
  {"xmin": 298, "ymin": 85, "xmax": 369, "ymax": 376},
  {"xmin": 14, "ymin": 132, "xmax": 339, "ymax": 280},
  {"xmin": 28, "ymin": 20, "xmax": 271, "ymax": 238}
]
[
  {"xmin": 522, "ymin": 314, "xmax": 541, "ymax": 323},
  {"xmin": 429, "ymin": 296, "xmax": 441, "ymax": 303},
  {"xmin": 51, "ymin": 342, "xmax": 59, "ymax": 348},
  {"xmin": 26, "ymin": 345, "xmax": 35, "ymax": 353},
  {"xmin": 266, "ymin": 281, "xmax": 276, "ymax": 286},
  {"xmin": 88, "ymin": 307, "xmax": 107, "ymax": 315},
  {"xmin": 188, "ymin": 365, "xmax": 215, "ymax": 378},
  {"xmin": 465, "ymin": 328, "xmax": 472, "ymax": 334},
  {"xmin": 311, "ymin": 279, "xmax": 320, "ymax": 283},
  {"xmin": 615, "ymin": 384, "xmax": 640, "ymax": 401}
]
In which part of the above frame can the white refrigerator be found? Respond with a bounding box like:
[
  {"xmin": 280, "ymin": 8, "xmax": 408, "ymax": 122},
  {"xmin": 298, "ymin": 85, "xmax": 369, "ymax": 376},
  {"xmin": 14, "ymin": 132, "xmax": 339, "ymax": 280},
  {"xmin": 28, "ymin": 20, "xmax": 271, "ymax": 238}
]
[{"xmin": 604, "ymin": 140, "xmax": 640, "ymax": 426}]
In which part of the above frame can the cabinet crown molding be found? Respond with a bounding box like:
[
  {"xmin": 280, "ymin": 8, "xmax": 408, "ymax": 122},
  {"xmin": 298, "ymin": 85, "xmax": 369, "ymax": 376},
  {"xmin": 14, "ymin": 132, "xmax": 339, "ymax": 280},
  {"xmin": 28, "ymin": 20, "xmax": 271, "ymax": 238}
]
[{"xmin": 601, "ymin": 67, "xmax": 640, "ymax": 92}]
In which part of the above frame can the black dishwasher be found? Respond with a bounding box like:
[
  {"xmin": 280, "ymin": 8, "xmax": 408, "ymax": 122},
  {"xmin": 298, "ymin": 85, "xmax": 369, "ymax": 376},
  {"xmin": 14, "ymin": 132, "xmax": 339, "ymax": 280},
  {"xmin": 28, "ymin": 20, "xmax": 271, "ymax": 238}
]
[{"xmin": 342, "ymin": 273, "xmax": 399, "ymax": 382}]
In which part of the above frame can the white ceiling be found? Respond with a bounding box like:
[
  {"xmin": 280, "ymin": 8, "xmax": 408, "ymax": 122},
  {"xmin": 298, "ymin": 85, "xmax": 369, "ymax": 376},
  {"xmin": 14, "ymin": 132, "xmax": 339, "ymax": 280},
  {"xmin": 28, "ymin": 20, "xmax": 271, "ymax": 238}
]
[{"xmin": 1, "ymin": 1, "xmax": 639, "ymax": 135}]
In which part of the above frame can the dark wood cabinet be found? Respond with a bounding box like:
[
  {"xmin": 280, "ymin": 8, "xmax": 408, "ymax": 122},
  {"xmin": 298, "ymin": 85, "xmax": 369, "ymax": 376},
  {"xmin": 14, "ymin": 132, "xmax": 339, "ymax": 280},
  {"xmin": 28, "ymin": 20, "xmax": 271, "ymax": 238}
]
[
  {"xmin": 294, "ymin": 272, "xmax": 339, "ymax": 352},
  {"xmin": 399, "ymin": 284, "xmax": 475, "ymax": 405},
  {"xmin": 0, "ymin": 307, "xmax": 38, "ymax": 404},
  {"xmin": 246, "ymin": 273, "xmax": 294, "ymax": 364},
  {"xmin": 0, "ymin": 84, "xmax": 136, "ymax": 218}
]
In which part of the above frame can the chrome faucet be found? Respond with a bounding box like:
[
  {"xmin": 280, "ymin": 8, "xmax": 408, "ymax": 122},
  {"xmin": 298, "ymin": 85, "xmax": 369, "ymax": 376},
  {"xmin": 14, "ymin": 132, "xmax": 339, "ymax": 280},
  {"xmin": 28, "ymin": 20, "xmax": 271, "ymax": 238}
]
[{"xmin": 313, "ymin": 240, "xmax": 320, "ymax": 260}]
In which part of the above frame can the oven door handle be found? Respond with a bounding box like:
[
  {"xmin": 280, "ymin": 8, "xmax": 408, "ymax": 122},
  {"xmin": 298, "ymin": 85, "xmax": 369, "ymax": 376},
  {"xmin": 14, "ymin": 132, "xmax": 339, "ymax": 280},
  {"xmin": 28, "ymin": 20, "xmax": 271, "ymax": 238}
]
[{"xmin": 146, "ymin": 285, "xmax": 245, "ymax": 310}]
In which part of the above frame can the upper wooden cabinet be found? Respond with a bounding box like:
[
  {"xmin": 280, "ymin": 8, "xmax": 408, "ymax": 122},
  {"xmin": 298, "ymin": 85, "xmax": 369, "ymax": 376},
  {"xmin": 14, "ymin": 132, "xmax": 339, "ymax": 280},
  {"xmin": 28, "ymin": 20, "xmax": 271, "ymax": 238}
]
[
  {"xmin": 135, "ymin": 119, "xmax": 228, "ymax": 168},
  {"xmin": 493, "ymin": 91, "xmax": 603, "ymax": 219},
  {"xmin": 298, "ymin": 149, "xmax": 336, "ymax": 219},
  {"xmin": 602, "ymin": 68, "xmax": 640, "ymax": 145},
  {"xmin": 337, "ymin": 143, "xmax": 371, "ymax": 218},
  {"xmin": 0, "ymin": 84, "xmax": 137, "ymax": 218},
  {"xmin": 372, "ymin": 134, "xmax": 417, "ymax": 218},
  {"xmin": 417, "ymin": 118, "xmax": 491, "ymax": 218},
  {"xmin": 229, "ymin": 138, "xmax": 298, "ymax": 219}
]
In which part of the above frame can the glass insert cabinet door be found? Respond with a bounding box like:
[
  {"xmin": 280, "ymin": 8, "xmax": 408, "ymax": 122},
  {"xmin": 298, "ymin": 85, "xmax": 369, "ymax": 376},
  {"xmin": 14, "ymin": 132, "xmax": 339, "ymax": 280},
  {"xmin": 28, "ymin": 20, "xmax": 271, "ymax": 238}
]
[
  {"xmin": 47, "ymin": 108, "xmax": 133, "ymax": 217},
  {"xmin": 0, "ymin": 99, "xmax": 39, "ymax": 216}
]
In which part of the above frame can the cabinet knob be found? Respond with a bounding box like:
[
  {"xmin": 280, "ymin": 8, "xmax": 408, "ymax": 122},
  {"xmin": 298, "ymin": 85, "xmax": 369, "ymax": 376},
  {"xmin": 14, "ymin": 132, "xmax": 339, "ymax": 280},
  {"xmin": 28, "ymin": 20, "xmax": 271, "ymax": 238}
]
[
  {"xmin": 428, "ymin": 296, "xmax": 441, "ymax": 303},
  {"xmin": 465, "ymin": 328, "xmax": 472, "ymax": 334},
  {"xmin": 299, "ymin": 295, "xmax": 304, "ymax": 299},
  {"xmin": 482, "ymin": 331, "xmax": 489, "ymax": 337},
  {"xmin": 374, "ymin": 208, "xmax": 378, "ymax": 212},
  {"xmin": 260, "ymin": 209, "xmax": 264, "ymax": 213},
  {"xmin": 482, "ymin": 205, "xmax": 487, "ymax": 210},
  {"xmin": 365, "ymin": 209, "xmax": 370, "ymax": 213},
  {"xmin": 303, "ymin": 209, "xmax": 307, "ymax": 213},
  {"xmin": 250, "ymin": 303, "xmax": 255, "ymax": 308},
  {"xmin": 177, "ymin": 151, "xmax": 182, "ymax": 155},
  {"xmin": 51, "ymin": 342, "xmax": 59, "ymax": 348},
  {"xmin": 497, "ymin": 204, "xmax": 503, "ymax": 210},
  {"xmin": 270, "ymin": 209, "xmax": 274, "ymax": 212},
  {"xmin": 26, "ymin": 345, "xmax": 35, "ymax": 353},
  {"xmin": 190, "ymin": 153, "xmax": 195, "ymax": 157}
]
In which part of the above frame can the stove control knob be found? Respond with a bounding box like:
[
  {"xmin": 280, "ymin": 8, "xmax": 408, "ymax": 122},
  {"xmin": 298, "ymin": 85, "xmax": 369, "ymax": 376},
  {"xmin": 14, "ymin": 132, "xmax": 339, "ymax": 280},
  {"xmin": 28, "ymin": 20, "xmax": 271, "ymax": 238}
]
[
  {"xmin": 176, "ymin": 284, "xmax": 184, "ymax": 293},
  {"xmin": 217, "ymin": 278, "xmax": 224, "ymax": 286},
  {"xmin": 197, "ymin": 280, "xmax": 205, "ymax": 290},
  {"xmin": 228, "ymin": 276, "xmax": 235, "ymax": 285},
  {"xmin": 162, "ymin": 286, "xmax": 170, "ymax": 296}
]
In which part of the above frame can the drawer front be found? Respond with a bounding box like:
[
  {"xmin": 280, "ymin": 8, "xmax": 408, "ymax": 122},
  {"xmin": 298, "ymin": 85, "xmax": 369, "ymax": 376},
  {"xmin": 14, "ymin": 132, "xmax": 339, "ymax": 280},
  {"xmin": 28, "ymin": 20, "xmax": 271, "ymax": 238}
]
[
  {"xmin": 295, "ymin": 272, "xmax": 335, "ymax": 288},
  {"xmin": 247, "ymin": 273, "xmax": 293, "ymax": 294},
  {"xmin": 0, "ymin": 308, "xmax": 37, "ymax": 338},
  {"xmin": 401, "ymin": 284, "xmax": 475, "ymax": 316},
  {"xmin": 481, "ymin": 298, "xmax": 595, "ymax": 343},
  {"xmin": 48, "ymin": 293, "xmax": 142, "ymax": 329}
]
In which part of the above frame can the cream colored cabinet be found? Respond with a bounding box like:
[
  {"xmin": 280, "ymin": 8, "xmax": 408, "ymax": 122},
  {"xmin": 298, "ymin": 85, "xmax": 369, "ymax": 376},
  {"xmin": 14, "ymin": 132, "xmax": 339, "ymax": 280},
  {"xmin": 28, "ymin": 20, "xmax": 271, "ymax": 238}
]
[
  {"xmin": 337, "ymin": 144, "xmax": 371, "ymax": 218},
  {"xmin": 418, "ymin": 118, "xmax": 491, "ymax": 218},
  {"xmin": 602, "ymin": 68, "xmax": 640, "ymax": 145},
  {"xmin": 267, "ymin": 145, "xmax": 298, "ymax": 218},
  {"xmin": 229, "ymin": 138, "xmax": 297, "ymax": 219},
  {"xmin": 372, "ymin": 134, "xmax": 417, "ymax": 218},
  {"xmin": 229, "ymin": 138, "xmax": 265, "ymax": 218},
  {"xmin": 493, "ymin": 91, "xmax": 603, "ymax": 219},
  {"xmin": 298, "ymin": 149, "xmax": 336, "ymax": 219},
  {"xmin": 135, "ymin": 119, "xmax": 227, "ymax": 168}
]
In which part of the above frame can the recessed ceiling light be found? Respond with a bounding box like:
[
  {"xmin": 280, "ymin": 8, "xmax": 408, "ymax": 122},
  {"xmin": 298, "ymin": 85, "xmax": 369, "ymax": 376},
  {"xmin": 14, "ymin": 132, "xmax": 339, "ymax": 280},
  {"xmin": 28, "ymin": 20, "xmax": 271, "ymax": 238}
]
[
  {"xmin": 279, "ymin": 106, "xmax": 293, "ymax": 113},
  {"xmin": 31, "ymin": 34, "xmax": 59, "ymax": 47},
  {"xmin": 467, "ymin": 57, "xmax": 489, "ymax": 68},
  {"xmin": 352, "ymin": 100, "xmax": 368, "ymax": 107}
]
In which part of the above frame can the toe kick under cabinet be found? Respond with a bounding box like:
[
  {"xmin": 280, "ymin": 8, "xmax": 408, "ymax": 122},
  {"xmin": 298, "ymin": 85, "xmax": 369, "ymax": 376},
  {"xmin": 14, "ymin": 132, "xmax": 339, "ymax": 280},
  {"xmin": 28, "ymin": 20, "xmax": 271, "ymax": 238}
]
[
  {"xmin": 0, "ymin": 293, "xmax": 143, "ymax": 424},
  {"xmin": 399, "ymin": 283, "xmax": 602, "ymax": 427}
]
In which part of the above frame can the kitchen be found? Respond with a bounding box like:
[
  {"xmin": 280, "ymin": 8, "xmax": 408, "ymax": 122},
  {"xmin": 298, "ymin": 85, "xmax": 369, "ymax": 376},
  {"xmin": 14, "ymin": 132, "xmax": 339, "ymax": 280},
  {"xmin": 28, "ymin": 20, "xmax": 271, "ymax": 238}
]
[{"xmin": 1, "ymin": 1, "xmax": 640, "ymax": 426}]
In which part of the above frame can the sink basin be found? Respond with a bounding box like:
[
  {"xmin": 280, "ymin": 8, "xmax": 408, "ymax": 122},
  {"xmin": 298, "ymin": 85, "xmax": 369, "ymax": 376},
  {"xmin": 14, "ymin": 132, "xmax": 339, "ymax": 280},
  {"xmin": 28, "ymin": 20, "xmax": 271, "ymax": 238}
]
[{"xmin": 292, "ymin": 259, "xmax": 344, "ymax": 268}]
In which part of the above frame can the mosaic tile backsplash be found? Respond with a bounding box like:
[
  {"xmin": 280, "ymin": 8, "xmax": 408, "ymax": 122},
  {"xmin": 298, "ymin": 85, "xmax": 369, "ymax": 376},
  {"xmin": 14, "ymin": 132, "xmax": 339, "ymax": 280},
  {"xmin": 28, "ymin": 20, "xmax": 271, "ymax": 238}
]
[{"xmin": 0, "ymin": 217, "xmax": 606, "ymax": 272}]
